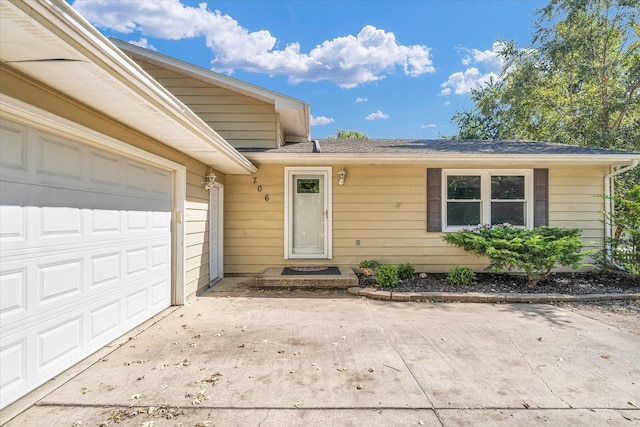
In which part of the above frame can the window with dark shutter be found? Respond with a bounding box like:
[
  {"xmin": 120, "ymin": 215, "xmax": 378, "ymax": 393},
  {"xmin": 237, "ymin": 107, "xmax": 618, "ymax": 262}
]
[
  {"xmin": 427, "ymin": 168, "xmax": 442, "ymax": 231},
  {"xmin": 533, "ymin": 168, "xmax": 549, "ymax": 226}
]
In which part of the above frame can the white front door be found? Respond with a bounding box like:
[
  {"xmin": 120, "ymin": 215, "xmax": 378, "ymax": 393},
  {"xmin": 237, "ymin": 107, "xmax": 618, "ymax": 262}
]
[{"xmin": 285, "ymin": 167, "xmax": 332, "ymax": 259}]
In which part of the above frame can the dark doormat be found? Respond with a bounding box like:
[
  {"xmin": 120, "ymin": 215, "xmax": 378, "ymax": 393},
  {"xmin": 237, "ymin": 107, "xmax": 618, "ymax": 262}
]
[{"xmin": 282, "ymin": 266, "xmax": 341, "ymax": 276}]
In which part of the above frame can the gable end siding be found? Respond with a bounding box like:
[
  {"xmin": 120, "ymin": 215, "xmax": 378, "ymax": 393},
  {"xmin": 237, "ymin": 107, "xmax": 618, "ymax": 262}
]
[{"xmin": 132, "ymin": 59, "xmax": 279, "ymax": 149}]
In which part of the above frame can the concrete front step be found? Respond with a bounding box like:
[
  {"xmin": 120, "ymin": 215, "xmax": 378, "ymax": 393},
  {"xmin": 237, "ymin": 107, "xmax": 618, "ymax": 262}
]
[{"xmin": 255, "ymin": 266, "xmax": 358, "ymax": 288}]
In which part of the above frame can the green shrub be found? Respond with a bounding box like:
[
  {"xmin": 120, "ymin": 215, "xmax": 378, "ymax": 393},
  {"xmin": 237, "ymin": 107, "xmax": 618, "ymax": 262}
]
[
  {"xmin": 397, "ymin": 263, "xmax": 415, "ymax": 279},
  {"xmin": 447, "ymin": 266, "xmax": 476, "ymax": 286},
  {"xmin": 442, "ymin": 224, "xmax": 592, "ymax": 285},
  {"xmin": 375, "ymin": 264, "xmax": 399, "ymax": 288},
  {"xmin": 359, "ymin": 259, "xmax": 380, "ymax": 269},
  {"xmin": 601, "ymin": 185, "xmax": 639, "ymax": 275}
]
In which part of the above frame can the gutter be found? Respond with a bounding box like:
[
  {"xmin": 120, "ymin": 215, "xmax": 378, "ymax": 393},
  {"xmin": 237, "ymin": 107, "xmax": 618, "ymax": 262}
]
[{"xmin": 604, "ymin": 159, "xmax": 639, "ymax": 261}]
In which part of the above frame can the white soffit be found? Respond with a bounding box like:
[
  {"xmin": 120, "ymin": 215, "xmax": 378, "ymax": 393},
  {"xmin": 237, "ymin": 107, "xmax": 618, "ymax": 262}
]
[{"xmin": 0, "ymin": 0, "xmax": 256, "ymax": 174}]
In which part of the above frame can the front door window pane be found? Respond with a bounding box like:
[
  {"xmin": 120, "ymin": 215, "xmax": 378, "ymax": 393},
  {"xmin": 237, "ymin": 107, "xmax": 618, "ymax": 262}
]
[{"xmin": 447, "ymin": 202, "xmax": 481, "ymax": 226}]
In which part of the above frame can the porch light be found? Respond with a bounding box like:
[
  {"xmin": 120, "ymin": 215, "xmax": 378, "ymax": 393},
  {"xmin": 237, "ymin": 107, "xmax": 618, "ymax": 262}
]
[
  {"xmin": 202, "ymin": 170, "xmax": 216, "ymax": 190},
  {"xmin": 338, "ymin": 167, "xmax": 347, "ymax": 185}
]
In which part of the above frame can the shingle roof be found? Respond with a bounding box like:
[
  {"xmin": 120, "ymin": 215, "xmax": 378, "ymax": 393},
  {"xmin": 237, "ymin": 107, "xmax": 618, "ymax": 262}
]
[{"xmin": 238, "ymin": 139, "xmax": 638, "ymax": 156}]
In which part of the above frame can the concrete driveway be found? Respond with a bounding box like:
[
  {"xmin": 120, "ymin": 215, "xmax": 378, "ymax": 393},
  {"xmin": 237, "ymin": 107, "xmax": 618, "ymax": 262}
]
[{"xmin": 4, "ymin": 279, "xmax": 639, "ymax": 426}]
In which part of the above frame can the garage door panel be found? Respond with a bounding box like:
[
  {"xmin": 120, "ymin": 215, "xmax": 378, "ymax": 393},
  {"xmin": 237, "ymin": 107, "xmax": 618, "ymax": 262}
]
[
  {"xmin": 0, "ymin": 119, "xmax": 27, "ymax": 173},
  {"xmin": 89, "ymin": 300, "xmax": 121, "ymax": 341},
  {"xmin": 0, "ymin": 268, "xmax": 27, "ymax": 318},
  {"xmin": 38, "ymin": 315, "xmax": 83, "ymax": 370},
  {"xmin": 37, "ymin": 134, "xmax": 83, "ymax": 180},
  {"xmin": 0, "ymin": 119, "xmax": 174, "ymax": 408},
  {"xmin": 1, "ymin": 126, "xmax": 173, "ymax": 204},
  {"xmin": 38, "ymin": 259, "xmax": 83, "ymax": 305},
  {"xmin": 1, "ymin": 185, "xmax": 170, "ymax": 253},
  {"xmin": 1, "ymin": 238, "xmax": 170, "ymax": 329},
  {"xmin": 90, "ymin": 252, "xmax": 121, "ymax": 288},
  {"xmin": 89, "ymin": 152, "xmax": 122, "ymax": 187}
]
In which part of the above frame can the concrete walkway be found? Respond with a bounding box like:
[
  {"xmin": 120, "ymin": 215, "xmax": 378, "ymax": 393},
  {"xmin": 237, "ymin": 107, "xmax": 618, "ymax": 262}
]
[{"xmin": 3, "ymin": 278, "xmax": 639, "ymax": 426}]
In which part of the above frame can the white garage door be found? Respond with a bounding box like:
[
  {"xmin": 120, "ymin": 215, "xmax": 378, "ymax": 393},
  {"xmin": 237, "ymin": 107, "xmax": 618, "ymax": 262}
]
[{"xmin": 0, "ymin": 118, "xmax": 173, "ymax": 408}]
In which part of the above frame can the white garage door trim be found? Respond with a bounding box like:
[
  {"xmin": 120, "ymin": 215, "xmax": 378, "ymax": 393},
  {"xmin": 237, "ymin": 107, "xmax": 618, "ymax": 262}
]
[{"xmin": 0, "ymin": 95, "xmax": 187, "ymax": 409}]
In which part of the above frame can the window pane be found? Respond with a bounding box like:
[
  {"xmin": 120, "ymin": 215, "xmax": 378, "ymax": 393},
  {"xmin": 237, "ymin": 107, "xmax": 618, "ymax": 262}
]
[
  {"xmin": 491, "ymin": 202, "xmax": 525, "ymax": 225},
  {"xmin": 447, "ymin": 202, "xmax": 481, "ymax": 226},
  {"xmin": 491, "ymin": 176, "xmax": 525, "ymax": 200},
  {"xmin": 447, "ymin": 176, "xmax": 481, "ymax": 199}
]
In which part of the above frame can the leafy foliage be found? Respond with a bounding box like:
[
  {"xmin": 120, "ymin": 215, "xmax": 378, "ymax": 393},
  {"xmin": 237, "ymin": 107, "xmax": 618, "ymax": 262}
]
[
  {"xmin": 447, "ymin": 266, "xmax": 477, "ymax": 286},
  {"xmin": 331, "ymin": 129, "xmax": 369, "ymax": 139},
  {"xmin": 451, "ymin": 0, "xmax": 640, "ymax": 157},
  {"xmin": 397, "ymin": 263, "xmax": 416, "ymax": 279},
  {"xmin": 601, "ymin": 185, "xmax": 640, "ymax": 274},
  {"xmin": 375, "ymin": 264, "xmax": 399, "ymax": 288},
  {"xmin": 359, "ymin": 259, "xmax": 380, "ymax": 269},
  {"xmin": 442, "ymin": 224, "xmax": 592, "ymax": 285}
]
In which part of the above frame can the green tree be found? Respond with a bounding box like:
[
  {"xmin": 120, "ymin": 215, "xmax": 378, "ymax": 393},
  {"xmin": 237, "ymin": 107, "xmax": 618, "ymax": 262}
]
[
  {"xmin": 452, "ymin": 0, "xmax": 640, "ymax": 153},
  {"xmin": 330, "ymin": 129, "xmax": 369, "ymax": 139}
]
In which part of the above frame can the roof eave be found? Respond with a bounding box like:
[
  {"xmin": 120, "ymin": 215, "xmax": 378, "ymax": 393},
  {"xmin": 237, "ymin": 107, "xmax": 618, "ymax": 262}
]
[
  {"xmin": 243, "ymin": 152, "xmax": 640, "ymax": 167},
  {"xmin": 2, "ymin": 0, "xmax": 256, "ymax": 175}
]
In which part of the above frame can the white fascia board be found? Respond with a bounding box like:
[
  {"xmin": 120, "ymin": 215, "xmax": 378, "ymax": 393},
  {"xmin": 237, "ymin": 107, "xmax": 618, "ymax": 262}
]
[
  {"xmin": 244, "ymin": 153, "xmax": 640, "ymax": 166},
  {"xmin": 7, "ymin": 0, "xmax": 256, "ymax": 175}
]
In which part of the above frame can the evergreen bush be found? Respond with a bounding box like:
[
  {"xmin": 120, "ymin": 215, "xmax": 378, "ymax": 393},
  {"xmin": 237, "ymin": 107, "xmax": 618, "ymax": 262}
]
[
  {"xmin": 442, "ymin": 224, "xmax": 591, "ymax": 285},
  {"xmin": 447, "ymin": 266, "xmax": 476, "ymax": 286},
  {"xmin": 397, "ymin": 263, "xmax": 415, "ymax": 280}
]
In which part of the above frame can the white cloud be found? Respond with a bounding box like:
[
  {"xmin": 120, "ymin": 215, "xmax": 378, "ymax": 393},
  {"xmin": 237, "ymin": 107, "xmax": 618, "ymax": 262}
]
[
  {"xmin": 72, "ymin": 0, "xmax": 435, "ymax": 88},
  {"xmin": 310, "ymin": 115, "xmax": 334, "ymax": 126},
  {"xmin": 355, "ymin": 97, "xmax": 368, "ymax": 103},
  {"xmin": 441, "ymin": 41, "xmax": 506, "ymax": 95},
  {"xmin": 421, "ymin": 124, "xmax": 437, "ymax": 128},
  {"xmin": 365, "ymin": 110, "xmax": 389, "ymax": 121},
  {"xmin": 127, "ymin": 37, "xmax": 156, "ymax": 51}
]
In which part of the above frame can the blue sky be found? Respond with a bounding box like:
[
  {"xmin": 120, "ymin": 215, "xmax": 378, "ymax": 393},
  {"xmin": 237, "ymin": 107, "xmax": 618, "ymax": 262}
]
[{"xmin": 70, "ymin": 0, "xmax": 546, "ymax": 139}]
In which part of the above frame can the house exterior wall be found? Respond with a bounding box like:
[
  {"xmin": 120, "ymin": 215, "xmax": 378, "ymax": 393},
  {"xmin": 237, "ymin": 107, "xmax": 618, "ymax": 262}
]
[
  {"xmin": 225, "ymin": 163, "xmax": 606, "ymax": 275},
  {"xmin": 0, "ymin": 63, "xmax": 217, "ymax": 299},
  {"xmin": 131, "ymin": 59, "xmax": 279, "ymax": 149}
]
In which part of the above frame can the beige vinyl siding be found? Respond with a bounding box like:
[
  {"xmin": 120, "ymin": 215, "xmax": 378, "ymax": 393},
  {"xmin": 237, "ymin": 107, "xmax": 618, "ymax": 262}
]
[
  {"xmin": 548, "ymin": 166, "xmax": 606, "ymax": 245},
  {"xmin": 225, "ymin": 166, "xmax": 284, "ymax": 274},
  {"xmin": 1, "ymin": 63, "xmax": 218, "ymax": 299},
  {"xmin": 225, "ymin": 163, "xmax": 607, "ymax": 274},
  {"xmin": 132, "ymin": 60, "xmax": 279, "ymax": 149}
]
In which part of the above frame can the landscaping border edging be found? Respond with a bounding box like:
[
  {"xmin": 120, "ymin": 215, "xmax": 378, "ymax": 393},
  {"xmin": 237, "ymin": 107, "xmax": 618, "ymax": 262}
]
[{"xmin": 347, "ymin": 287, "xmax": 640, "ymax": 303}]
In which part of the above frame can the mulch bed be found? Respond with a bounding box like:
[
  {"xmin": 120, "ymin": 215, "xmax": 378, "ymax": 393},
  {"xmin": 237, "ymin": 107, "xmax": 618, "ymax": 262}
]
[{"xmin": 358, "ymin": 271, "xmax": 640, "ymax": 295}]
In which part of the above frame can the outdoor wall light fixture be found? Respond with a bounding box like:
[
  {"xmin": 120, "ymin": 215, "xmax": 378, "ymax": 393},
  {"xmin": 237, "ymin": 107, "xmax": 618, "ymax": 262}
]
[
  {"xmin": 338, "ymin": 167, "xmax": 347, "ymax": 185},
  {"xmin": 202, "ymin": 170, "xmax": 216, "ymax": 190}
]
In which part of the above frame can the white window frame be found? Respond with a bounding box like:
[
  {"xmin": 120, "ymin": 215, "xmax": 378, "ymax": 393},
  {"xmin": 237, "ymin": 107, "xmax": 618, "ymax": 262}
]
[{"xmin": 442, "ymin": 169, "xmax": 533, "ymax": 232}]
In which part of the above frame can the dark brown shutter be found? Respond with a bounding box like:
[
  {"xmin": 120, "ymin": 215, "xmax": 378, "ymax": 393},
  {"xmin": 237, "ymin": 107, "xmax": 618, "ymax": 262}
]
[
  {"xmin": 427, "ymin": 168, "xmax": 442, "ymax": 232},
  {"xmin": 533, "ymin": 168, "xmax": 549, "ymax": 227}
]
